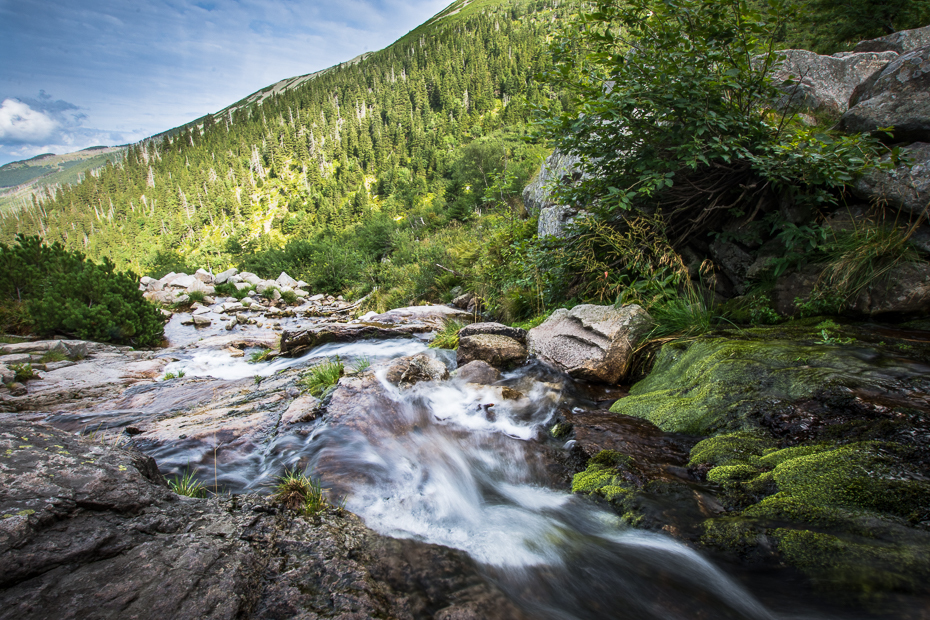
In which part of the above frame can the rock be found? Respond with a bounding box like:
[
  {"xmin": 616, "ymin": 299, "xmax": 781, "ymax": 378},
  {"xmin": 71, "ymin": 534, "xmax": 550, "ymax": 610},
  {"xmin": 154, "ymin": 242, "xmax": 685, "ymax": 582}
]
[
  {"xmin": 214, "ymin": 267, "xmax": 238, "ymax": 284},
  {"xmin": 709, "ymin": 238, "xmax": 755, "ymax": 295},
  {"xmin": 368, "ymin": 305, "xmax": 473, "ymax": 330},
  {"xmin": 7, "ymin": 382, "xmax": 26, "ymax": 396},
  {"xmin": 522, "ymin": 149, "xmax": 584, "ymax": 215},
  {"xmin": 452, "ymin": 292, "xmax": 474, "ymax": 310},
  {"xmin": 194, "ymin": 268, "xmax": 214, "ymax": 283},
  {"xmin": 221, "ymin": 301, "xmax": 244, "ymax": 314},
  {"xmin": 770, "ymin": 49, "xmax": 898, "ymax": 115},
  {"xmin": 240, "ymin": 272, "xmax": 262, "ymax": 286},
  {"xmin": 841, "ymin": 45, "xmax": 930, "ymax": 142},
  {"xmin": 527, "ymin": 304, "xmax": 652, "ymax": 384},
  {"xmin": 308, "ymin": 294, "xmax": 325, "ymax": 302},
  {"xmin": 157, "ymin": 271, "xmax": 178, "ymax": 286},
  {"xmin": 281, "ymin": 323, "xmax": 430, "ymax": 357},
  {"xmin": 854, "ymin": 142, "xmax": 930, "ymax": 216},
  {"xmin": 255, "ymin": 280, "xmax": 274, "ymax": 294},
  {"xmin": 145, "ymin": 279, "xmax": 165, "ymax": 292},
  {"xmin": 0, "ymin": 340, "xmax": 67, "ymax": 357},
  {"xmin": 0, "ymin": 420, "xmax": 523, "ymax": 620},
  {"xmin": 854, "ymin": 24, "xmax": 930, "ymax": 54},
  {"xmin": 192, "ymin": 315, "xmax": 211, "ymax": 327},
  {"xmin": 224, "ymin": 318, "xmax": 237, "ymax": 330},
  {"xmin": 233, "ymin": 282, "xmax": 251, "ymax": 291},
  {"xmin": 0, "ymin": 365, "xmax": 13, "ymax": 385},
  {"xmin": 457, "ymin": 334, "xmax": 528, "ymax": 369},
  {"xmin": 459, "ymin": 322, "xmax": 528, "ymax": 344},
  {"xmin": 293, "ymin": 288, "xmax": 308, "ymax": 297},
  {"xmin": 538, "ymin": 204, "xmax": 585, "ymax": 239},
  {"xmin": 296, "ymin": 280, "xmax": 309, "ymax": 289},
  {"xmin": 168, "ymin": 274, "xmax": 196, "ymax": 289},
  {"xmin": 0, "ymin": 354, "xmax": 35, "ymax": 365},
  {"xmin": 276, "ymin": 271, "xmax": 298, "ymax": 288},
  {"xmin": 187, "ymin": 279, "xmax": 215, "ymax": 295},
  {"xmin": 384, "ymin": 353, "xmax": 450, "ymax": 388},
  {"xmin": 852, "ymin": 261, "xmax": 930, "ymax": 317},
  {"xmin": 140, "ymin": 276, "xmax": 155, "ymax": 286},
  {"xmin": 455, "ymin": 360, "xmax": 502, "ymax": 385},
  {"xmin": 192, "ymin": 306, "xmax": 211, "ymax": 316}
]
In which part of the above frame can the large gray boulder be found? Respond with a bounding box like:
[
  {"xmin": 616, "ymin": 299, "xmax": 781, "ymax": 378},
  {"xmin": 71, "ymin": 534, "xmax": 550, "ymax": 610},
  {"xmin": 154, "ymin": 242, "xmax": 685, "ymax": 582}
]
[
  {"xmin": 527, "ymin": 304, "xmax": 652, "ymax": 384},
  {"xmin": 855, "ymin": 142, "xmax": 930, "ymax": 216},
  {"xmin": 771, "ymin": 49, "xmax": 898, "ymax": 115},
  {"xmin": 457, "ymin": 334, "xmax": 528, "ymax": 369},
  {"xmin": 841, "ymin": 45, "xmax": 930, "ymax": 142},
  {"xmin": 384, "ymin": 353, "xmax": 449, "ymax": 388},
  {"xmin": 538, "ymin": 205, "xmax": 585, "ymax": 239},
  {"xmin": 854, "ymin": 25, "xmax": 930, "ymax": 54},
  {"xmin": 459, "ymin": 322, "xmax": 527, "ymax": 344},
  {"xmin": 522, "ymin": 150, "xmax": 583, "ymax": 215}
]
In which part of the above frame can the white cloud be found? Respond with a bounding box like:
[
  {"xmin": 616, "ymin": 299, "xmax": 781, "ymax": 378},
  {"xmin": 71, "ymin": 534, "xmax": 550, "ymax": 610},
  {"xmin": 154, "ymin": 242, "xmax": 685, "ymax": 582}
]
[{"xmin": 0, "ymin": 99, "xmax": 59, "ymax": 144}]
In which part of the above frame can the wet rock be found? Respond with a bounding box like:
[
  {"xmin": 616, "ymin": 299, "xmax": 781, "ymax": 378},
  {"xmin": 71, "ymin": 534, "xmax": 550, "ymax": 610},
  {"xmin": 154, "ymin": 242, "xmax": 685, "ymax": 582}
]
[
  {"xmin": 281, "ymin": 323, "xmax": 429, "ymax": 357},
  {"xmin": 841, "ymin": 45, "xmax": 930, "ymax": 142},
  {"xmin": 527, "ymin": 304, "xmax": 652, "ymax": 384},
  {"xmin": 369, "ymin": 305, "xmax": 473, "ymax": 329},
  {"xmin": 854, "ymin": 141, "xmax": 930, "ymax": 217},
  {"xmin": 457, "ymin": 334, "xmax": 528, "ymax": 369},
  {"xmin": 854, "ymin": 24, "xmax": 930, "ymax": 54},
  {"xmin": 455, "ymin": 360, "xmax": 501, "ymax": 385},
  {"xmin": 459, "ymin": 322, "xmax": 527, "ymax": 344},
  {"xmin": 192, "ymin": 315, "xmax": 211, "ymax": 327},
  {"xmin": 770, "ymin": 49, "xmax": 897, "ymax": 115},
  {"xmin": 224, "ymin": 346, "xmax": 244, "ymax": 357},
  {"xmin": 709, "ymin": 238, "xmax": 755, "ymax": 295},
  {"xmin": 851, "ymin": 261, "xmax": 930, "ymax": 317},
  {"xmin": 385, "ymin": 354, "xmax": 450, "ymax": 388},
  {"xmin": 0, "ymin": 420, "xmax": 523, "ymax": 620}
]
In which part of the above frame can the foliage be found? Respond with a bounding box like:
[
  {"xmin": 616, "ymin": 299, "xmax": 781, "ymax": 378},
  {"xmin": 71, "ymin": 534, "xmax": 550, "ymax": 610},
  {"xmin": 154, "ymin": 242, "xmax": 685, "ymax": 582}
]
[
  {"xmin": 429, "ymin": 319, "xmax": 464, "ymax": 350},
  {"xmin": 300, "ymin": 358, "xmax": 344, "ymax": 396},
  {"xmin": 800, "ymin": 0, "xmax": 930, "ymax": 53},
  {"xmin": 349, "ymin": 356, "xmax": 371, "ymax": 373},
  {"xmin": 187, "ymin": 290, "xmax": 206, "ymax": 304},
  {"xmin": 10, "ymin": 363, "xmax": 38, "ymax": 382},
  {"xmin": 162, "ymin": 369, "xmax": 186, "ymax": 380},
  {"xmin": 168, "ymin": 469, "xmax": 207, "ymax": 498},
  {"xmin": 249, "ymin": 348, "xmax": 272, "ymax": 363},
  {"xmin": 272, "ymin": 469, "xmax": 330, "ymax": 516},
  {"xmin": 0, "ymin": 235, "xmax": 164, "ymax": 347},
  {"xmin": 214, "ymin": 282, "xmax": 250, "ymax": 300},
  {"xmin": 280, "ymin": 289, "xmax": 298, "ymax": 304},
  {"xmin": 39, "ymin": 350, "xmax": 67, "ymax": 363}
]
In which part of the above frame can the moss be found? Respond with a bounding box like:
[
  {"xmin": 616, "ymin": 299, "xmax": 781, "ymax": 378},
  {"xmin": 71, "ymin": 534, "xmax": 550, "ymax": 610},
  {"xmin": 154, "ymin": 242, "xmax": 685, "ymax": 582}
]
[
  {"xmin": 758, "ymin": 444, "xmax": 832, "ymax": 468},
  {"xmin": 689, "ymin": 432, "xmax": 772, "ymax": 467},
  {"xmin": 549, "ymin": 422, "xmax": 571, "ymax": 439},
  {"xmin": 571, "ymin": 450, "xmax": 635, "ymax": 501},
  {"xmin": 701, "ymin": 518, "xmax": 762, "ymax": 557},
  {"xmin": 609, "ymin": 333, "xmax": 918, "ymax": 434},
  {"xmin": 772, "ymin": 442, "xmax": 930, "ymax": 519},
  {"xmin": 707, "ymin": 463, "xmax": 762, "ymax": 483}
]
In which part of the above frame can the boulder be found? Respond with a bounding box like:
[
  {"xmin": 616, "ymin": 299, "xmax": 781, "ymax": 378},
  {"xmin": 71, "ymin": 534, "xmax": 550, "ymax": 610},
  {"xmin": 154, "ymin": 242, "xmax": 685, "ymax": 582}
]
[
  {"xmin": 276, "ymin": 271, "xmax": 298, "ymax": 288},
  {"xmin": 770, "ymin": 49, "xmax": 898, "ymax": 115},
  {"xmin": 384, "ymin": 353, "xmax": 450, "ymax": 388},
  {"xmin": 146, "ymin": 279, "xmax": 164, "ymax": 292},
  {"xmin": 0, "ymin": 365, "xmax": 13, "ymax": 385},
  {"xmin": 167, "ymin": 274, "xmax": 196, "ymax": 289},
  {"xmin": 452, "ymin": 292, "xmax": 474, "ymax": 310},
  {"xmin": 192, "ymin": 315, "xmax": 211, "ymax": 327},
  {"xmin": 240, "ymin": 272, "xmax": 262, "ymax": 286},
  {"xmin": 522, "ymin": 150, "xmax": 583, "ymax": 215},
  {"xmin": 234, "ymin": 282, "xmax": 251, "ymax": 291},
  {"xmin": 157, "ymin": 272, "xmax": 178, "ymax": 286},
  {"xmin": 854, "ymin": 24, "xmax": 930, "ymax": 54},
  {"xmin": 194, "ymin": 268, "xmax": 214, "ymax": 283},
  {"xmin": 214, "ymin": 267, "xmax": 238, "ymax": 284},
  {"xmin": 455, "ymin": 360, "xmax": 501, "ymax": 385},
  {"xmin": 852, "ymin": 261, "xmax": 930, "ymax": 317},
  {"xmin": 457, "ymin": 334, "xmax": 528, "ymax": 369},
  {"xmin": 527, "ymin": 304, "xmax": 652, "ymax": 384},
  {"xmin": 841, "ymin": 45, "xmax": 930, "ymax": 142},
  {"xmin": 281, "ymin": 323, "xmax": 430, "ymax": 356},
  {"xmin": 459, "ymin": 322, "xmax": 528, "ymax": 344},
  {"xmin": 854, "ymin": 142, "xmax": 930, "ymax": 216},
  {"xmin": 538, "ymin": 204, "xmax": 586, "ymax": 239},
  {"xmin": 187, "ymin": 279, "xmax": 215, "ymax": 295},
  {"xmin": 0, "ymin": 340, "xmax": 68, "ymax": 357}
]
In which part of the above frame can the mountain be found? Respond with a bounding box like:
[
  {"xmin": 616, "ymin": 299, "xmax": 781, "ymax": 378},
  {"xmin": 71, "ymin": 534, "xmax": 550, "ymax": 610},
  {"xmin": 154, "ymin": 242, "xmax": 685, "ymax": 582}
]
[{"xmin": 0, "ymin": 0, "xmax": 565, "ymax": 314}]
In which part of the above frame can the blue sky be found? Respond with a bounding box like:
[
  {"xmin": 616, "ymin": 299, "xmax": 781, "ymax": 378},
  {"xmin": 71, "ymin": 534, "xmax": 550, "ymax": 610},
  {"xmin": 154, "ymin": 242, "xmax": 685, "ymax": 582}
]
[{"xmin": 0, "ymin": 0, "xmax": 450, "ymax": 165}]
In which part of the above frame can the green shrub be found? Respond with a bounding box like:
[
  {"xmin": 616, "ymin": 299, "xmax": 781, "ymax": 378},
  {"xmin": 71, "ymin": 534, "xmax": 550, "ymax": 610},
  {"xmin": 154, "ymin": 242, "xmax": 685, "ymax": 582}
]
[
  {"xmin": 0, "ymin": 235, "xmax": 164, "ymax": 347},
  {"xmin": 272, "ymin": 469, "xmax": 330, "ymax": 515},
  {"xmin": 249, "ymin": 349, "xmax": 271, "ymax": 363},
  {"xmin": 187, "ymin": 290, "xmax": 206, "ymax": 304},
  {"xmin": 10, "ymin": 363, "xmax": 38, "ymax": 382},
  {"xmin": 280, "ymin": 290, "xmax": 298, "ymax": 304},
  {"xmin": 300, "ymin": 358, "xmax": 344, "ymax": 396}
]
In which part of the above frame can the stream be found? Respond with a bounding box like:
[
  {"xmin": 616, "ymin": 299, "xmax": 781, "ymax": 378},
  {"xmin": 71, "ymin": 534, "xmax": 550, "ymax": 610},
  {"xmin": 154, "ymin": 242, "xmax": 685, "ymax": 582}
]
[{"xmin": 43, "ymin": 326, "xmax": 861, "ymax": 619}]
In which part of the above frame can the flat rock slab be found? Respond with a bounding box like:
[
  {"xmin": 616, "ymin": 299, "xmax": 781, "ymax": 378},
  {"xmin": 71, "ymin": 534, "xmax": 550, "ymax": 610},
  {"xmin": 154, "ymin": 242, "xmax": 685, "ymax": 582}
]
[
  {"xmin": 0, "ymin": 420, "xmax": 525, "ymax": 620},
  {"xmin": 281, "ymin": 323, "xmax": 429, "ymax": 356}
]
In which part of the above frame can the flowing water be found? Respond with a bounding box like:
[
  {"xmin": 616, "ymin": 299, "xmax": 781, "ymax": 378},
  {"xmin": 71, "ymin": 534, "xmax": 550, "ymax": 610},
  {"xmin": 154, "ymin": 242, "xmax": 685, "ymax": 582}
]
[{"xmin": 45, "ymin": 334, "xmax": 855, "ymax": 619}]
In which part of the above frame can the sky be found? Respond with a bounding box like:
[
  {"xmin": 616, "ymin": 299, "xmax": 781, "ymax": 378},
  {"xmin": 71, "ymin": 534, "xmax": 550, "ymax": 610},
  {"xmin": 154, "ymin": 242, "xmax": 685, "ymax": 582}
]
[{"xmin": 0, "ymin": 0, "xmax": 451, "ymax": 166}]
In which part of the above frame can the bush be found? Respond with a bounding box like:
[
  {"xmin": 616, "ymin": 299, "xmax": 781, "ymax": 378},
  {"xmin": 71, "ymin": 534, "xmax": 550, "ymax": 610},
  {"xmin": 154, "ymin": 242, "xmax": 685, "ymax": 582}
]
[{"xmin": 0, "ymin": 235, "xmax": 164, "ymax": 347}]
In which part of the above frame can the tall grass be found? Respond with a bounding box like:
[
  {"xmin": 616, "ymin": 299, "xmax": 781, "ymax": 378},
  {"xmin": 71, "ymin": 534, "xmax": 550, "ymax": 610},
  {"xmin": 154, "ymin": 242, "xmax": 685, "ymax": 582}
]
[
  {"xmin": 168, "ymin": 469, "xmax": 207, "ymax": 498},
  {"xmin": 429, "ymin": 319, "xmax": 463, "ymax": 350},
  {"xmin": 272, "ymin": 469, "xmax": 330, "ymax": 515},
  {"xmin": 300, "ymin": 358, "xmax": 344, "ymax": 396}
]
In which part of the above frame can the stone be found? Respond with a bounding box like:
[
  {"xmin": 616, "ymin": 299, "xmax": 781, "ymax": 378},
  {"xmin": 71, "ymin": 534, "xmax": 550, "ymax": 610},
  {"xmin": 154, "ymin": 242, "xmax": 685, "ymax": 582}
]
[
  {"xmin": 841, "ymin": 45, "xmax": 930, "ymax": 142},
  {"xmin": 255, "ymin": 280, "xmax": 274, "ymax": 294},
  {"xmin": 527, "ymin": 304, "xmax": 652, "ymax": 384},
  {"xmin": 146, "ymin": 279, "xmax": 165, "ymax": 292},
  {"xmin": 0, "ymin": 365, "xmax": 13, "ymax": 385},
  {"xmin": 709, "ymin": 238, "xmax": 755, "ymax": 295},
  {"xmin": 452, "ymin": 292, "xmax": 474, "ymax": 310},
  {"xmin": 167, "ymin": 274, "xmax": 196, "ymax": 289},
  {"xmin": 0, "ymin": 354, "xmax": 35, "ymax": 365},
  {"xmin": 368, "ymin": 305, "xmax": 473, "ymax": 330},
  {"xmin": 140, "ymin": 276, "xmax": 155, "ymax": 286},
  {"xmin": 214, "ymin": 268, "xmax": 238, "ymax": 284},
  {"xmin": 293, "ymin": 288, "xmax": 308, "ymax": 297},
  {"xmin": 276, "ymin": 271, "xmax": 298, "ymax": 288},
  {"xmin": 0, "ymin": 340, "xmax": 67, "ymax": 357},
  {"xmin": 770, "ymin": 49, "xmax": 898, "ymax": 115},
  {"xmin": 308, "ymin": 294, "xmax": 325, "ymax": 302},
  {"xmin": 192, "ymin": 306, "xmax": 211, "ymax": 316},
  {"xmin": 457, "ymin": 334, "xmax": 528, "ymax": 369},
  {"xmin": 522, "ymin": 149, "xmax": 584, "ymax": 215},
  {"xmin": 192, "ymin": 315, "xmax": 211, "ymax": 327},
  {"xmin": 296, "ymin": 280, "xmax": 309, "ymax": 289},
  {"xmin": 224, "ymin": 318, "xmax": 237, "ymax": 331},
  {"xmin": 194, "ymin": 268, "xmax": 214, "ymax": 283},
  {"xmin": 538, "ymin": 204, "xmax": 585, "ymax": 239},
  {"xmin": 8, "ymin": 382, "xmax": 26, "ymax": 396},
  {"xmin": 384, "ymin": 353, "xmax": 450, "ymax": 388},
  {"xmin": 240, "ymin": 272, "xmax": 262, "ymax": 286},
  {"xmin": 852, "ymin": 261, "xmax": 930, "ymax": 317},
  {"xmin": 221, "ymin": 301, "xmax": 244, "ymax": 313},
  {"xmin": 281, "ymin": 323, "xmax": 431, "ymax": 356},
  {"xmin": 853, "ymin": 24, "xmax": 930, "ymax": 54},
  {"xmin": 455, "ymin": 360, "xmax": 502, "ymax": 385},
  {"xmin": 459, "ymin": 322, "xmax": 528, "ymax": 344},
  {"xmin": 854, "ymin": 142, "xmax": 930, "ymax": 217},
  {"xmin": 187, "ymin": 279, "xmax": 215, "ymax": 295},
  {"xmin": 234, "ymin": 282, "xmax": 251, "ymax": 291},
  {"xmin": 157, "ymin": 271, "xmax": 178, "ymax": 285}
]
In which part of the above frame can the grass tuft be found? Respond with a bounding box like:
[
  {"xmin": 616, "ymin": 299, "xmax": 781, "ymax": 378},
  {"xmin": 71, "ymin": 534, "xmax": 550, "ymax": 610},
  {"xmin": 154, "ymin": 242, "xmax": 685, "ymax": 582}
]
[
  {"xmin": 349, "ymin": 356, "xmax": 371, "ymax": 373},
  {"xmin": 39, "ymin": 350, "xmax": 67, "ymax": 364},
  {"xmin": 250, "ymin": 348, "xmax": 272, "ymax": 363},
  {"xmin": 429, "ymin": 319, "xmax": 463, "ymax": 350},
  {"xmin": 10, "ymin": 363, "xmax": 38, "ymax": 382},
  {"xmin": 168, "ymin": 469, "xmax": 207, "ymax": 498},
  {"xmin": 272, "ymin": 469, "xmax": 329, "ymax": 515},
  {"xmin": 300, "ymin": 358, "xmax": 344, "ymax": 396},
  {"xmin": 187, "ymin": 290, "xmax": 206, "ymax": 304},
  {"xmin": 280, "ymin": 290, "xmax": 298, "ymax": 304}
]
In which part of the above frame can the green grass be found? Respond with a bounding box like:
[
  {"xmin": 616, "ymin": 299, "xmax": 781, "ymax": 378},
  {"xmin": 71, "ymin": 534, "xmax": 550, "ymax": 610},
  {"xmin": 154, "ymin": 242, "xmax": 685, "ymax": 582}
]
[
  {"xmin": 646, "ymin": 284, "xmax": 721, "ymax": 340},
  {"xmin": 9, "ymin": 363, "xmax": 38, "ymax": 382},
  {"xmin": 272, "ymin": 469, "xmax": 330, "ymax": 515},
  {"xmin": 429, "ymin": 319, "xmax": 463, "ymax": 350},
  {"xmin": 300, "ymin": 358, "xmax": 344, "ymax": 396},
  {"xmin": 512, "ymin": 311, "xmax": 553, "ymax": 331},
  {"xmin": 260, "ymin": 286, "xmax": 279, "ymax": 300},
  {"xmin": 280, "ymin": 290, "xmax": 298, "ymax": 304},
  {"xmin": 249, "ymin": 348, "xmax": 272, "ymax": 363},
  {"xmin": 162, "ymin": 369, "xmax": 186, "ymax": 380},
  {"xmin": 168, "ymin": 469, "xmax": 207, "ymax": 498},
  {"xmin": 187, "ymin": 290, "xmax": 206, "ymax": 304},
  {"xmin": 349, "ymin": 356, "xmax": 371, "ymax": 373},
  {"xmin": 39, "ymin": 350, "xmax": 67, "ymax": 363},
  {"xmin": 214, "ymin": 282, "xmax": 250, "ymax": 300}
]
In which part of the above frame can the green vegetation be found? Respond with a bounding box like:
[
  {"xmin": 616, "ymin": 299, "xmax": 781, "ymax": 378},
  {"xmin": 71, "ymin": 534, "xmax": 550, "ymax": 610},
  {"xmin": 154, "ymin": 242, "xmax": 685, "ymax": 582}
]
[
  {"xmin": 162, "ymin": 370, "xmax": 186, "ymax": 380},
  {"xmin": 300, "ymin": 358, "xmax": 344, "ymax": 396},
  {"xmin": 168, "ymin": 469, "xmax": 208, "ymax": 498},
  {"xmin": 9, "ymin": 363, "xmax": 38, "ymax": 382},
  {"xmin": 0, "ymin": 235, "xmax": 164, "ymax": 347},
  {"xmin": 249, "ymin": 348, "xmax": 272, "ymax": 363},
  {"xmin": 348, "ymin": 356, "xmax": 371, "ymax": 373},
  {"xmin": 272, "ymin": 469, "xmax": 331, "ymax": 516},
  {"xmin": 38, "ymin": 350, "xmax": 68, "ymax": 364},
  {"xmin": 429, "ymin": 319, "xmax": 463, "ymax": 350}
]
